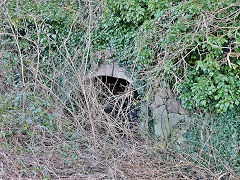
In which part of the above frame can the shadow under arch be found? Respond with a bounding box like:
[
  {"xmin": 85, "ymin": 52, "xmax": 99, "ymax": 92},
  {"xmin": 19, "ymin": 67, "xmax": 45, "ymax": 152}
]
[{"xmin": 95, "ymin": 75, "xmax": 139, "ymax": 123}]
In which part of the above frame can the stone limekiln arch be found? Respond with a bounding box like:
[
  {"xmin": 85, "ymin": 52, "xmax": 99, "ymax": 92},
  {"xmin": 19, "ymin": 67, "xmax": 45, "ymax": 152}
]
[
  {"xmin": 90, "ymin": 49, "xmax": 133, "ymax": 84},
  {"xmin": 95, "ymin": 63, "xmax": 133, "ymax": 84},
  {"xmin": 90, "ymin": 50, "xmax": 189, "ymax": 141}
]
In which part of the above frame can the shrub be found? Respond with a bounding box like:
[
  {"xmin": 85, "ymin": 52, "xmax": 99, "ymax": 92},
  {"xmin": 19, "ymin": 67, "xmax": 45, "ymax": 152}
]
[
  {"xmin": 183, "ymin": 108, "xmax": 240, "ymax": 173},
  {"xmin": 95, "ymin": 0, "xmax": 240, "ymax": 113},
  {"xmin": 0, "ymin": 89, "xmax": 56, "ymax": 138}
]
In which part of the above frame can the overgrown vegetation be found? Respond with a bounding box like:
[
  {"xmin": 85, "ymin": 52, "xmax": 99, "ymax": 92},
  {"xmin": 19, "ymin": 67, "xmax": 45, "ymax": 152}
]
[
  {"xmin": 184, "ymin": 109, "xmax": 240, "ymax": 174},
  {"xmin": 97, "ymin": 0, "xmax": 240, "ymax": 113},
  {"xmin": 0, "ymin": 0, "xmax": 239, "ymax": 179}
]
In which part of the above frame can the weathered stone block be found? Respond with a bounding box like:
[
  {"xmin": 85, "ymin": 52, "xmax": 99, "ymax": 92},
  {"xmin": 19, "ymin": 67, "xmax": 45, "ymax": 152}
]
[
  {"xmin": 168, "ymin": 113, "xmax": 184, "ymax": 128},
  {"xmin": 158, "ymin": 88, "xmax": 168, "ymax": 99},
  {"xmin": 95, "ymin": 64, "xmax": 114, "ymax": 77},
  {"xmin": 161, "ymin": 109, "xmax": 170, "ymax": 136},
  {"xmin": 153, "ymin": 106, "xmax": 169, "ymax": 137},
  {"xmin": 166, "ymin": 98, "xmax": 179, "ymax": 113},
  {"xmin": 153, "ymin": 105, "xmax": 165, "ymax": 118},
  {"xmin": 151, "ymin": 94, "xmax": 165, "ymax": 108}
]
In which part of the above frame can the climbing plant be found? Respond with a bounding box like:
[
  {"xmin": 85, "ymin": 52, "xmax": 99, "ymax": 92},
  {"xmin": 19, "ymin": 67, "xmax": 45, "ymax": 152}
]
[
  {"xmin": 95, "ymin": 0, "xmax": 240, "ymax": 113},
  {"xmin": 1, "ymin": 0, "xmax": 240, "ymax": 178},
  {"xmin": 184, "ymin": 109, "xmax": 240, "ymax": 172}
]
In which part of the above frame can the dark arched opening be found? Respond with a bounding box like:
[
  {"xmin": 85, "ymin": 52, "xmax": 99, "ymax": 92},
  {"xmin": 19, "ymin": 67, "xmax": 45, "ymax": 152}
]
[{"xmin": 95, "ymin": 76, "xmax": 139, "ymax": 123}]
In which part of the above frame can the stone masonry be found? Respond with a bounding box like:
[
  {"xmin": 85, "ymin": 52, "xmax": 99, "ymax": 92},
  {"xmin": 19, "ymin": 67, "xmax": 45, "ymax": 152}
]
[{"xmin": 151, "ymin": 85, "xmax": 187, "ymax": 138}]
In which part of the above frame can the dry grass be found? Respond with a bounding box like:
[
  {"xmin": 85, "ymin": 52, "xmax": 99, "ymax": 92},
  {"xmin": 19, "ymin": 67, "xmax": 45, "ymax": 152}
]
[{"xmin": 0, "ymin": 73, "xmax": 237, "ymax": 179}]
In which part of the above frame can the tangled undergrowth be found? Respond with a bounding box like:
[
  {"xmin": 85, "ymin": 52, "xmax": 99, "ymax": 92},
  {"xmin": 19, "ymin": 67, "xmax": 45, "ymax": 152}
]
[
  {"xmin": 0, "ymin": 0, "xmax": 239, "ymax": 179},
  {"xmin": 1, "ymin": 84, "xmax": 238, "ymax": 179},
  {"xmin": 0, "ymin": 68, "xmax": 239, "ymax": 179}
]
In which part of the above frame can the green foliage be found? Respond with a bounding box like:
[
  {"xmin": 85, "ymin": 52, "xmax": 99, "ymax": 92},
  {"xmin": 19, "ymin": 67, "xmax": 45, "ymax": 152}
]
[
  {"xmin": 0, "ymin": 90, "xmax": 56, "ymax": 137},
  {"xmin": 93, "ymin": 0, "xmax": 167, "ymax": 67},
  {"xmin": 1, "ymin": 0, "xmax": 88, "ymax": 85},
  {"xmin": 161, "ymin": 2, "xmax": 240, "ymax": 113},
  {"xmin": 2, "ymin": 0, "xmax": 239, "ymax": 113},
  {"xmin": 96, "ymin": 0, "xmax": 240, "ymax": 113},
  {"xmin": 184, "ymin": 109, "xmax": 240, "ymax": 172},
  {"xmin": 180, "ymin": 55, "xmax": 240, "ymax": 112}
]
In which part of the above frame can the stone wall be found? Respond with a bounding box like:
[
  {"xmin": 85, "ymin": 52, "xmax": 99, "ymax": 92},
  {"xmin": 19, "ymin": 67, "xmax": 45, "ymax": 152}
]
[{"xmin": 151, "ymin": 86, "xmax": 188, "ymax": 139}]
